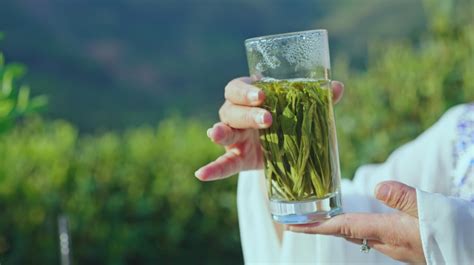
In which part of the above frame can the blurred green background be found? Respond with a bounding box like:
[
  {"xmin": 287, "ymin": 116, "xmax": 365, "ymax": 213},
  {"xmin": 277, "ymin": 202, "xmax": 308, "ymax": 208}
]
[{"xmin": 0, "ymin": 0, "xmax": 472, "ymax": 264}]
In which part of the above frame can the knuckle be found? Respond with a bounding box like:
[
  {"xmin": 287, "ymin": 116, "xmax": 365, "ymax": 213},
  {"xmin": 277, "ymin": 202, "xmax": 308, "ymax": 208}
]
[
  {"xmin": 340, "ymin": 215, "xmax": 353, "ymax": 238},
  {"xmin": 218, "ymin": 152, "xmax": 238, "ymax": 175},
  {"xmin": 393, "ymin": 186, "xmax": 410, "ymax": 209},
  {"xmin": 226, "ymin": 129, "xmax": 237, "ymax": 145},
  {"xmin": 224, "ymin": 83, "xmax": 231, "ymax": 100},
  {"xmin": 230, "ymin": 77, "xmax": 241, "ymax": 84},
  {"xmin": 219, "ymin": 102, "xmax": 229, "ymax": 123},
  {"xmin": 246, "ymin": 108, "xmax": 259, "ymax": 125},
  {"xmin": 240, "ymin": 87, "xmax": 250, "ymax": 103},
  {"xmin": 224, "ymin": 78, "xmax": 240, "ymax": 99}
]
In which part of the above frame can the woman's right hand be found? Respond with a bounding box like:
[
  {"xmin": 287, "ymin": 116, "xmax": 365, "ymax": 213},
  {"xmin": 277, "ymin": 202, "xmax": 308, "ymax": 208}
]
[{"xmin": 194, "ymin": 77, "xmax": 344, "ymax": 182}]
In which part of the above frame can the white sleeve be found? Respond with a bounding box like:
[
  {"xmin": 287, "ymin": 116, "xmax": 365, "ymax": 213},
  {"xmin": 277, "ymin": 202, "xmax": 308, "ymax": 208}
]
[
  {"xmin": 417, "ymin": 189, "xmax": 474, "ymax": 264},
  {"xmin": 237, "ymin": 104, "xmax": 471, "ymax": 264},
  {"xmin": 237, "ymin": 170, "xmax": 281, "ymax": 264}
]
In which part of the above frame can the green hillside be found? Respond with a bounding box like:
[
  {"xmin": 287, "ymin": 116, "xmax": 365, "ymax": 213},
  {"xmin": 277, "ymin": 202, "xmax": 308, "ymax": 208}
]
[{"xmin": 0, "ymin": 0, "xmax": 425, "ymax": 131}]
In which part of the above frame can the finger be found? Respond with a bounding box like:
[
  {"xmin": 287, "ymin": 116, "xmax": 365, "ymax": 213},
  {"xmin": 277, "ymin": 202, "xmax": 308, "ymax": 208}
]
[
  {"xmin": 345, "ymin": 238, "xmax": 413, "ymax": 263},
  {"xmin": 207, "ymin": 122, "xmax": 249, "ymax": 146},
  {"xmin": 375, "ymin": 181, "xmax": 418, "ymax": 218},
  {"xmin": 345, "ymin": 237, "xmax": 385, "ymax": 250},
  {"xmin": 194, "ymin": 148, "xmax": 242, "ymax": 181},
  {"xmin": 225, "ymin": 77, "xmax": 265, "ymax": 106},
  {"xmin": 219, "ymin": 101, "xmax": 272, "ymax": 129},
  {"xmin": 345, "ymin": 238, "xmax": 395, "ymax": 258},
  {"xmin": 331, "ymin": 81, "xmax": 344, "ymax": 103},
  {"xmin": 288, "ymin": 213, "xmax": 386, "ymax": 241}
]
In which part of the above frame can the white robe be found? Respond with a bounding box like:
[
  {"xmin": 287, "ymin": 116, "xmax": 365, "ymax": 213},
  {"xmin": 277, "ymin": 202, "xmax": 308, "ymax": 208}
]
[{"xmin": 237, "ymin": 104, "xmax": 474, "ymax": 264}]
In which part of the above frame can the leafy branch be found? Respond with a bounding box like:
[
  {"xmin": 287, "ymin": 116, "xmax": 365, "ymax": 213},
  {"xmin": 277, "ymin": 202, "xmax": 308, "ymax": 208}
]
[{"xmin": 0, "ymin": 41, "xmax": 48, "ymax": 132}]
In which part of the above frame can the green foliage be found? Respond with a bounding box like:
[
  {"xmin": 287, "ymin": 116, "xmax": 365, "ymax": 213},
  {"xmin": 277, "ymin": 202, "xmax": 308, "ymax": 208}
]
[
  {"xmin": 257, "ymin": 80, "xmax": 335, "ymax": 200},
  {"xmin": 0, "ymin": 49, "xmax": 47, "ymax": 132},
  {"xmin": 0, "ymin": 1, "xmax": 425, "ymax": 131},
  {"xmin": 0, "ymin": 117, "xmax": 241, "ymax": 264},
  {"xmin": 334, "ymin": 0, "xmax": 474, "ymax": 177},
  {"xmin": 0, "ymin": 0, "xmax": 472, "ymax": 263}
]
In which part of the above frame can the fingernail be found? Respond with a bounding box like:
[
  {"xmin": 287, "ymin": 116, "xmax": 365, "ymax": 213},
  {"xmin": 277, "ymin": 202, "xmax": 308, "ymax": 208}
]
[
  {"xmin": 195, "ymin": 168, "xmax": 203, "ymax": 179},
  {"xmin": 206, "ymin": 128, "xmax": 212, "ymax": 138},
  {"xmin": 213, "ymin": 126, "xmax": 225, "ymax": 141},
  {"xmin": 255, "ymin": 112, "xmax": 265, "ymax": 124},
  {"xmin": 255, "ymin": 112, "xmax": 272, "ymax": 126},
  {"xmin": 195, "ymin": 167, "xmax": 210, "ymax": 181},
  {"xmin": 331, "ymin": 80, "xmax": 343, "ymax": 89},
  {"xmin": 376, "ymin": 183, "xmax": 390, "ymax": 201},
  {"xmin": 263, "ymin": 112, "xmax": 272, "ymax": 124},
  {"xmin": 247, "ymin": 90, "xmax": 261, "ymax": 102}
]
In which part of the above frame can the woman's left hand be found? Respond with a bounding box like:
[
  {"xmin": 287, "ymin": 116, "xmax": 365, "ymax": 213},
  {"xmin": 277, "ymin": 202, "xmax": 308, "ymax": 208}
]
[{"xmin": 288, "ymin": 181, "xmax": 426, "ymax": 264}]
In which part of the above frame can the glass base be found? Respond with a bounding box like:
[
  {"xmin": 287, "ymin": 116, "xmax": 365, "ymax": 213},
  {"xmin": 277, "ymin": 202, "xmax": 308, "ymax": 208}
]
[{"xmin": 269, "ymin": 192, "xmax": 342, "ymax": 224}]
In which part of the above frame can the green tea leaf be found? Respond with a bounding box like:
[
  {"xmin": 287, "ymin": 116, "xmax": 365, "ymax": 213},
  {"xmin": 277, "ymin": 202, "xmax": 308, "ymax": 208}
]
[{"xmin": 255, "ymin": 79, "xmax": 336, "ymax": 201}]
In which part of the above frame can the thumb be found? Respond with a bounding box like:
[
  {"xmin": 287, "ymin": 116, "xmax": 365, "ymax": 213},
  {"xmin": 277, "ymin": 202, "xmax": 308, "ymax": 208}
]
[{"xmin": 375, "ymin": 181, "xmax": 418, "ymax": 218}]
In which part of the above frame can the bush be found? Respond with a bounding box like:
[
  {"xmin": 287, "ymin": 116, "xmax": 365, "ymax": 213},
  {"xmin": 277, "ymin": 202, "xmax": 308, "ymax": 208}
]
[
  {"xmin": 334, "ymin": 0, "xmax": 473, "ymax": 177},
  {"xmin": 0, "ymin": 118, "xmax": 241, "ymax": 264}
]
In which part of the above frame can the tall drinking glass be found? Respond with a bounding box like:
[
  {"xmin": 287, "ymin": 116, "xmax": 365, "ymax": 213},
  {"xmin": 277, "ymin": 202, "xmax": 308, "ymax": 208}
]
[{"xmin": 245, "ymin": 29, "xmax": 342, "ymax": 224}]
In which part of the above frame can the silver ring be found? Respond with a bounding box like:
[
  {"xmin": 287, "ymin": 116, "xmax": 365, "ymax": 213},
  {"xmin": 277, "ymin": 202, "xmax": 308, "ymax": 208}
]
[{"xmin": 360, "ymin": 238, "xmax": 371, "ymax": 253}]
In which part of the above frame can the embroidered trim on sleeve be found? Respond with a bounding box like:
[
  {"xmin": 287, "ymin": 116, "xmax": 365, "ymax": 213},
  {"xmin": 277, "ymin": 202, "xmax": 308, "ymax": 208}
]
[{"xmin": 452, "ymin": 103, "xmax": 474, "ymax": 201}]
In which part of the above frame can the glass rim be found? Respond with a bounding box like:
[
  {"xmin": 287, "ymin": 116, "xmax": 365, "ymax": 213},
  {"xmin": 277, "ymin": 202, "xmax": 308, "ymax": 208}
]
[{"xmin": 245, "ymin": 29, "xmax": 328, "ymax": 45}]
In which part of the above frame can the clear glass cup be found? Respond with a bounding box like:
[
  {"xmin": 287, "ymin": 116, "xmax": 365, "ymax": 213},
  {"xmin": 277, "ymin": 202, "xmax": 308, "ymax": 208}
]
[{"xmin": 245, "ymin": 29, "xmax": 342, "ymax": 224}]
